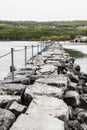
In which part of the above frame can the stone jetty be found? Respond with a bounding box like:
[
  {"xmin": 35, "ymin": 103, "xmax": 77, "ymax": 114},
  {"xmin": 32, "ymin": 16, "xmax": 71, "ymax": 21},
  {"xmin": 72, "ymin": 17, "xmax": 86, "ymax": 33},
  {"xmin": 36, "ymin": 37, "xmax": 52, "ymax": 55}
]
[{"xmin": 0, "ymin": 42, "xmax": 87, "ymax": 130}]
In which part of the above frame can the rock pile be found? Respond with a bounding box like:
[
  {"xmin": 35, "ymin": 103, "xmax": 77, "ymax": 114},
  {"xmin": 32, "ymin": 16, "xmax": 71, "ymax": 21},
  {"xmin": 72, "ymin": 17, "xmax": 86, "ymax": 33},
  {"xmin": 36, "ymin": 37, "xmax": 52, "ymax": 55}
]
[{"xmin": 0, "ymin": 42, "xmax": 86, "ymax": 130}]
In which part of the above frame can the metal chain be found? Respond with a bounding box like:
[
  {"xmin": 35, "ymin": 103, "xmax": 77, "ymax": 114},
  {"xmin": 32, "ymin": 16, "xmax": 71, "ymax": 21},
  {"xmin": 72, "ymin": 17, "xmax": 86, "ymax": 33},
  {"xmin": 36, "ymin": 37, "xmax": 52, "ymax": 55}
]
[
  {"xmin": 0, "ymin": 44, "xmax": 43, "ymax": 59},
  {"xmin": 0, "ymin": 51, "xmax": 11, "ymax": 59},
  {"xmin": 14, "ymin": 48, "xmax": 25, "ymax": 52}
]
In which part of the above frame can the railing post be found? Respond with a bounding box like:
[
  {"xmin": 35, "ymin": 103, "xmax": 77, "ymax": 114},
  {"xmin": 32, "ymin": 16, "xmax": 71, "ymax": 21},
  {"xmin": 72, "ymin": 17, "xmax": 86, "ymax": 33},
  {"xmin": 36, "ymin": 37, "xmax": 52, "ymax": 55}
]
[
  {"xmin": 40, "ymin": 44, "xmax": 42, "ymax": 54},
  {"xmin": 32, "ymin": 45, "xmax": 34, "ymax": 62},
  {"xmin": 25, "ymin": 46, "xmax": 27, "ymax": 67},
  {"xmin": 43, "ymin": 43, "xmax": 45, "ymax": 51},
  {"xmin": 42, "ymin": 44, "xmax": 43, "ymax": 51},
  {"xmin": 37, "ymin": 44, "xmax": 39, "ymax": 56},
  {"xmin": 11, "ymin": 48, "xmax": 14, "ymax": 81}
]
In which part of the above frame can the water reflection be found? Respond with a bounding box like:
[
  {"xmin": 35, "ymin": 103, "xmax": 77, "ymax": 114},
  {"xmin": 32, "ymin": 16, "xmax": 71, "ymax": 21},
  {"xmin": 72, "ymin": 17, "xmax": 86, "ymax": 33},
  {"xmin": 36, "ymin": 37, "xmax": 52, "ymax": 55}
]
[
  {"xmin": 62, "ymin": 42, "xmax": 87, "ymax": 73},
  {"xmin": 64, "ymin": 48, "xmax": 87, "ymax": 58}
]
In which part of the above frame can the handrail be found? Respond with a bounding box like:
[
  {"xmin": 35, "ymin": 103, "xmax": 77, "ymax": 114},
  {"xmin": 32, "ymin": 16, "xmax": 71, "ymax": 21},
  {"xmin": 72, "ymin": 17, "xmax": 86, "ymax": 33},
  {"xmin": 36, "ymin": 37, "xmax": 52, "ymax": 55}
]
[
  {"xmin": 14, "ymin": 48, "xmax": 25, "ymax": 52},
  {"xmin": 0, "ymin": 41, "xmax": 53, "ymax": 81},
  {"xmin": 0, "ymin": 51, "xmax": 11, "ymax": 59}
]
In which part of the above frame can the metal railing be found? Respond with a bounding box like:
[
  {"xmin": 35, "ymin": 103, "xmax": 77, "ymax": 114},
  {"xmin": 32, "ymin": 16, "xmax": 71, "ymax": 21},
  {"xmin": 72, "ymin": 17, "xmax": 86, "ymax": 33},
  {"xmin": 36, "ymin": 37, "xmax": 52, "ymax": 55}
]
[{"xmin": 0, "ymin": 41, "xmax": 53, "ymax": 81}]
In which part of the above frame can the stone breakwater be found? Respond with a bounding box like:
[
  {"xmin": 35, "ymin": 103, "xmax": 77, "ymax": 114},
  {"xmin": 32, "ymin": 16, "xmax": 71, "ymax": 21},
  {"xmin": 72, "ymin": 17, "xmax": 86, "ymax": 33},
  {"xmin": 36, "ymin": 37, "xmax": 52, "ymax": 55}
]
[{"xmin": 0, "ymin": 42, "xmax": 87, "ymax": 130}]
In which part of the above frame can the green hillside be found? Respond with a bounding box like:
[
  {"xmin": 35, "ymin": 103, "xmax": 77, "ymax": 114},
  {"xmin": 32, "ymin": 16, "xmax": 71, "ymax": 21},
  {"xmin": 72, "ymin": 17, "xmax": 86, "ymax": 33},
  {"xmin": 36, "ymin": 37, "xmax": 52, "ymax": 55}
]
[{"xmin": 0, "ymin": 20, "xmax": 87, "ymax": 41}]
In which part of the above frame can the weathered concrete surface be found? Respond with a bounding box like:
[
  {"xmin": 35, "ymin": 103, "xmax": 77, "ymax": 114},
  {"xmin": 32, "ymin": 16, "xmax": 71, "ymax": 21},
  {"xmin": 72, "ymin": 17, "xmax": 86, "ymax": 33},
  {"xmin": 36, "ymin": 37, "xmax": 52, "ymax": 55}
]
[
  {"xmin": 26, "ymin": 96, "xmax": 69, "ymax": 121},
  {"xmin": 10, "ymin": 113, "xmax": 64, "ymax": 130}
]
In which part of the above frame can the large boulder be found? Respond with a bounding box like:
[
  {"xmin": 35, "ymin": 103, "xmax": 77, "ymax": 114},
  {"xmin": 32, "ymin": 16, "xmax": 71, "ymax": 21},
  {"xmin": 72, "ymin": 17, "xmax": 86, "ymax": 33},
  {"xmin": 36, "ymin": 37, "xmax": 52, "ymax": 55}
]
[
  {"xmin": 77, "ymin": 110, "xmax": 87, "ymax": 123},
  {"xmin": 6, "ymin": 101, "xmax": 27, "ymax": 117},
  {"xmin": 72, "ymin": 107, "xmax": 85, "ymax": 119},
  {"xmin": 36, "ymin": 64, "xmax": 57, "ymax": 75},
  {"xmin": 46, "ymin": 60, "xmax": 61, "ymax": 66},
  {"xmin": 27, "ymin": 83, "xmax": 64, "ymax": 98},
  {"xmin": 29, "ymin": 75, "xmax": 47, "ymax": 84},
  {"xmin": 67, "ymin": 82, "xmax": 77, "ymax": 91},
  {"xmin": 26, "ymin": 96, "xmax": 69, "ymax": 121},
  {"xmin": 80, "ymin": 124, "xmax": 87, "ymax": 130},
  {"xmin": 36, "ymin": 76, "xmax": 67, "ymax": 89},
  {"xmin": 0, "ymin": 83, "xmax": 26, "ymax": 95},
  {"xmin": 21, "ymin": 87, "xmax": 33, "ymax": 106},
  {"xmin": 20, "ymin": 64, "xmax": 39, "ymax": 71},
  {"xmin": 63, "ymin": 91, "xmax": 80, "ymax": 107},
  {"xmin": 67, "ymin": 72, "xmax": 79, "ymax": 83},
  {"xmin": 0, "ymin": 95, "xmax": 21, "ymax": 108},
  {"xmin": 10, "ymin": 113, "xmax": 64, "ymax": 130},
  {"xmin": 80, "ymin": 94, "xmax": 87, "ymax": 109},
  {"xmin": 0, "ymin": 108, "xmax": 15, "ymax": 130},
  {"xmin": 83, "ymin": 86, "xmax": 87, "ymax": 93},
  {"xmin": 4, "ymin": 77, "xmax": 30, "ymax": 85},
  {"xmin": 68, "ymin": 120, "xmax": 80, "ymax": 130}
]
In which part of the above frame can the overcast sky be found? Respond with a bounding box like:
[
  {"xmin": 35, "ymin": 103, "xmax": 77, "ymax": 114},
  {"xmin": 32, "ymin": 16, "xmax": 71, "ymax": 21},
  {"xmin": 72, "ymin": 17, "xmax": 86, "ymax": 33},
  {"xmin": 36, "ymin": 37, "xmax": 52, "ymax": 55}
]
[{"xmin": 0, "ymin": 0, "xmax": 87, "ymax": 21}]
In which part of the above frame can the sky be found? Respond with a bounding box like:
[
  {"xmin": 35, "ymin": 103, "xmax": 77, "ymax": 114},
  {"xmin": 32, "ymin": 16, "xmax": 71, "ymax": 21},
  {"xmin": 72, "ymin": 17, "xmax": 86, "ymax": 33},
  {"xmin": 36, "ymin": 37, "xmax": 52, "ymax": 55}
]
[{"xmin": 0, "ymin": 0, "xmax": 87, "ymax": 21}]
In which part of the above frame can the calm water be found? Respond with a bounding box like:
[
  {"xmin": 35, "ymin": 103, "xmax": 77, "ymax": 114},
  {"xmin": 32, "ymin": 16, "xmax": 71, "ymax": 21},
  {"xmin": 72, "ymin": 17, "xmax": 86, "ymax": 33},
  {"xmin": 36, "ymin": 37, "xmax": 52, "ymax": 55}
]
[
  {"xmin": 0, "ymin": 41, "xmax": 39, "ymax": 80},
  {"xmin": 62, "ymin": 41, "xmax": 87, "ymax": 73}
]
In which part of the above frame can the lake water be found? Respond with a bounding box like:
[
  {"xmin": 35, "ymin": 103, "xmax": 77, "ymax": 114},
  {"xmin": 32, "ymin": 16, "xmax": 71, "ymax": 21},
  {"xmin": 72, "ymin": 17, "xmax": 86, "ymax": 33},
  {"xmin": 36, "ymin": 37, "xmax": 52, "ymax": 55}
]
[
  {"xmin": 0, "ymin": 41, "xmax": 39, "ymax": 80},
  {"xmin": 62, "ymin": 41, "xmax": 87, "ymax": 73}
]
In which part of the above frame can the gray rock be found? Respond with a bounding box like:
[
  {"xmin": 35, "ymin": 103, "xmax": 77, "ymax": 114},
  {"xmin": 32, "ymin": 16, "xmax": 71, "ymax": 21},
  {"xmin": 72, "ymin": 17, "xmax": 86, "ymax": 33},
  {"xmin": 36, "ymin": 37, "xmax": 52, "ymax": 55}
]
[
  {"xmin": 36, "ymin": 64, "xmax": 57, "ymax": 75},
  {"xmin": 68, "ymin": 120, "xmax": 80, "ymax": 130},
  {"xmin": 67, "ymin": 72, "xmax": 79, "ymax": 83},
  {"xmin": 73, "ymin": 107, "xmax": 85, "ymax": 118},
  {"xmin": 68, "ymin": 82, "xmax": 77, "ymax": 91},
  {"xmin": 64, "ymin": 91, "xmax": 80, "ymax": 107},
  {"xmin": 20, "ymin": 64, "xmax": 39, "ymax": 71},
  {"xmin": 10, "ymin": 113, "xmax": 64, "ymax": 130},
  {"xmin": 77, "ymin": 85, "xmax": 83, "ymax": 94},
  {"xmin": 36, "ymin": 76, "xmax": 67, "ymax": 89},
  {"xmin": 77, "ymin": 110, "xmax": 87, "ymax": 123},
  {"xmin": 0, "ymin": 95, "xmax": 21, "ymax": 108},
  {"xmin": 0, "ymin": 83, "xmax": 26, "ymax": 95},
  {"xmin": 83, "ymin": 86, "xmax": 87, "ymax": 93},
  {"xmin": 26, "ymin": 96, "xmax": 69, "ymax": 121},
  {"xmin": 29, "ymin": 75, "xmax": 47, "ymax": 84},
  {"xmin": 81, "ymin": 94, "xmax": 87, "ymax": 101},
  {"xmin": 4, "ymin": 77, "xmax": 30, "ymax": 85},
  {"xmin": 80, "ymin": 94, "xmax": 87, "ymax": 109},
  {"xmin": 0, "ymin": 88, "xmax": 6, "ymax": 95},
  {"xmin": 26, "ymin": 83, "xmax": 64, "ymax": 98},
  {"xmin": 80, "ymin": 124, "xmax": 87, "ymax": 130},
  {"xmin": 74, "ymin": 65, "xmax": 80, "ymax": 75},
  {"xmin": 21, "ymin": 87, "xmax": 33, "ymax": 106},
  {"xmin": 78, "ymin": 79, "xmax": 86, "ymax": 86},
  {"xmin": 46, "ymin": 60, "xmax": 61, "ymax": 66},
  {"xmin": 16, "ymin": 69, "xmax": 36, "ymax": 75},
  {"xmin": 0, "ymin": 108, "xmax": 15, "ymax": 130},
  {"xmin": 6, "ymin": 101, "xmax": 27, "ymax": 117}
]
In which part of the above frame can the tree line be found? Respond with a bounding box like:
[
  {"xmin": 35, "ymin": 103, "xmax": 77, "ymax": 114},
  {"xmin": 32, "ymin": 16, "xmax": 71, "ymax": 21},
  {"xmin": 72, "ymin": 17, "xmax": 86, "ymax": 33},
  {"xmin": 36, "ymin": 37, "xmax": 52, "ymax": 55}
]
[{"xmin": 0, "ymin": 20, "xmax": 87, "ymax": 41}]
